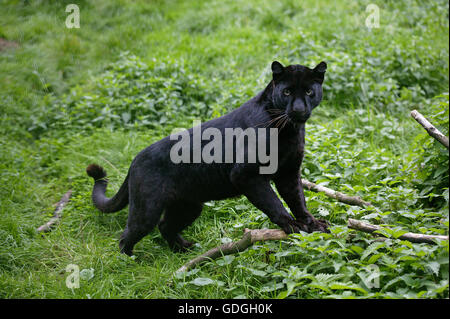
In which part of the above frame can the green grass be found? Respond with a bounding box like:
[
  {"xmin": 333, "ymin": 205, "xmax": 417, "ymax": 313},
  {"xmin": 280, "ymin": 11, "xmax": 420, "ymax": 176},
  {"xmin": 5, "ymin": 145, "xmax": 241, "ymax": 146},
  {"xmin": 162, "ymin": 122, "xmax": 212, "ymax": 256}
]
[{"xmin": 0, "ymin": 0, "xmax": 448, "ymax": 298}]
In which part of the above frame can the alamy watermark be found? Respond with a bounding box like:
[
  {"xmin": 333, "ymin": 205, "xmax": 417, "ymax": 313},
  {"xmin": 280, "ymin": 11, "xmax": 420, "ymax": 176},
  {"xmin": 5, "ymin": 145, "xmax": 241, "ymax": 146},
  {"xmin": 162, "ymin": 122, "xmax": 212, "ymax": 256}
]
[
  {"xmin": 66, "ymin": 264, "xmax": 95, "ymax": 289},
  {"xmin": 65, "ymin": 4, "xmax": 80, "ymax": 29},
  {"xmin": 365, "ymin": 4, "xmax": 380, "ymax": 29},
  {"xmin": 360, "ymin": 264, "xmax": 380, "ymax": 289},
  {"xmin": 66, "ymin": 264, "xmax": 80, "ymax": 289},
  {"xmin": 169, "ymin": 120, "xmax": 279, "ymax": 174}
]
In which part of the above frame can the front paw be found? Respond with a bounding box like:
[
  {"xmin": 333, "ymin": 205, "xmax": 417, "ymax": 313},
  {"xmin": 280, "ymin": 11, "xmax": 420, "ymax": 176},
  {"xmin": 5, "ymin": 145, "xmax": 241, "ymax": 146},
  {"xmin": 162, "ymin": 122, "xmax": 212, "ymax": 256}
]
[
  {"xmin": 281, "ymin": 218, "xmax": 302, "ymax": 234},
  {"xmin": 298, "ymin": 217, "xmax": 330, "ymax": 233},
  {"xmin": 314, "ymin": 218, "xmax": 330, "ymax": 233}
]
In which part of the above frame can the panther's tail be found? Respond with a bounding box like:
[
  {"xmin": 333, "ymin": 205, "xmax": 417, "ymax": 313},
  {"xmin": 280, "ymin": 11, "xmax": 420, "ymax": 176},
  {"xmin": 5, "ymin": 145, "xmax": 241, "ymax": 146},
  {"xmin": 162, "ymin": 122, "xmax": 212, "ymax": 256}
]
[{"xmin": 86, "ymin": 164, "xmax": 129, "ymax": 213}]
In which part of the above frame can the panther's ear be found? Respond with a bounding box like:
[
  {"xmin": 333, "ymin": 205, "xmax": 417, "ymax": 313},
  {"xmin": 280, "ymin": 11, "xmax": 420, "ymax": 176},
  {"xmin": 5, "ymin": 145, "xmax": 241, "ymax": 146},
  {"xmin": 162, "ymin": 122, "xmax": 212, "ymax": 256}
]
[
  {"xmin": 313, "ymin": 61, "xmax": 327, "ymax": 83},
  {"xmin": 271, "ymin": 61, "xmax": 285, "ymax": 78},
  {"xmin": 314, "ymin": 61, "xmax": 327, "ymax": 74}
]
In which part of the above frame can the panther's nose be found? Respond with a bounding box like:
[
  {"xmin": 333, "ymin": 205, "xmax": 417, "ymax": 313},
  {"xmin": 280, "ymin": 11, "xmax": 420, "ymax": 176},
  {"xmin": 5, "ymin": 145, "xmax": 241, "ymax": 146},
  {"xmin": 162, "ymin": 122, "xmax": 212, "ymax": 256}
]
[
  {"xmin": 292, "ymin": 98, "xmax": 308, "ymax": 113},
  {"xmin": 290, "ymin": 99, "xmax": 310, "ymax": 122}
]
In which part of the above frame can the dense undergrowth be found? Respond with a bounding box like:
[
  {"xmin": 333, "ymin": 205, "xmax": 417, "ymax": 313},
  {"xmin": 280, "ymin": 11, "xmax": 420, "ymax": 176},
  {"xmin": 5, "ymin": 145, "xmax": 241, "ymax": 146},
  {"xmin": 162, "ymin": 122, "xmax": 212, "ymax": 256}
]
[{"xmin": 0, "ymin": 0, "xmax": 448, "ymax": 298}]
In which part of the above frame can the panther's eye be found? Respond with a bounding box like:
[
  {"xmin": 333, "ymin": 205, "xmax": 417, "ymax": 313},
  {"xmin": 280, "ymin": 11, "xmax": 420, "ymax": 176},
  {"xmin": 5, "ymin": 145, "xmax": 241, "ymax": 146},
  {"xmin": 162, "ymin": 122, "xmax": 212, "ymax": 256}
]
[
  {"xmin": 283, "ymin": 88, "xmax": 291, "ymax": 96},
  {"xmin": 306, "ymin": 89, "xmax": 313, "ymax": 96}
]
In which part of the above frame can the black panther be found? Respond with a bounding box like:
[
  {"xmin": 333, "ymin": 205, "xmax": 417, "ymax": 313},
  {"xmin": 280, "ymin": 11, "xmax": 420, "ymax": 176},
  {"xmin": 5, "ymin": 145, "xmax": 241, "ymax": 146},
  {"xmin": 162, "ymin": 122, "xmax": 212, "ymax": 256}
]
[{"xmin": 86, "ymin": 60, "xmax": 329, "ymax": 256}]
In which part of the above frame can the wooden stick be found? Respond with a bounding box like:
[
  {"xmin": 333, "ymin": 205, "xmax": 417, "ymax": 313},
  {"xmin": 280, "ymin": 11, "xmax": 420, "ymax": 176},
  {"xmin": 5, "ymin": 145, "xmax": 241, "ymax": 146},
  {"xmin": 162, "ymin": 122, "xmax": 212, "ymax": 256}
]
[
  {"xmin": 176, "ymin": 219, "xmax": 448, "ymax": 273},
  {"xmin": 302, "ymin": 179, "xmax": 371, "ymax": 207},
  {"xmin": 348, "ymin": 218, "xmax": 448, "ymax": 244},
  {"xmin": 411, "ymin": 110, "xmax": 449, "ymax": 149},
  {"xmin": 36, "ymin": 190, "xmax": 72, "ymax": 233},
  {"xmin": 175, "ymin": 228, "xmax": 287, "ymax": 273}
]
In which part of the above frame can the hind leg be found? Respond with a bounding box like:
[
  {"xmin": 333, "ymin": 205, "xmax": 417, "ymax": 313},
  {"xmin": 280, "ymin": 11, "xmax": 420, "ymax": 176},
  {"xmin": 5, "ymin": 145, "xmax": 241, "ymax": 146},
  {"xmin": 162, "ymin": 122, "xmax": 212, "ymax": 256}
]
[
  {"xmin": 119, "ymin": 199, "xmax": 164, "ymax": 256},
  {"xmin": 158, "ymin": 201, "xmax": 203, "ymax": 252}
]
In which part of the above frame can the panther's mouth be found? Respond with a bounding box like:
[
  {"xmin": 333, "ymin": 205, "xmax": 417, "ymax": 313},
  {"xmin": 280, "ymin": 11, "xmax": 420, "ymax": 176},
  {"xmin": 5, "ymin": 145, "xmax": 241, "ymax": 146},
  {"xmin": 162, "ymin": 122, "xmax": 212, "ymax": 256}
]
[{"xmin": 289, "ymin": 111, "xmax": 310, "ymax": 123}]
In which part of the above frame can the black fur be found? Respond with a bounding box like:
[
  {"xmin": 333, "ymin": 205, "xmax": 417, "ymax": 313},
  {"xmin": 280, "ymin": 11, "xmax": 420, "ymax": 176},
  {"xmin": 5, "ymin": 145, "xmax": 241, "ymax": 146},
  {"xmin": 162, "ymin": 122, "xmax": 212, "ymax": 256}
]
[
  {"xmin": 86, "ymin": 61, "xmax": 329, "ymax": 255},
  {"xmin": 86, "ymin": 164, "xmax": 107, "ymax": 180},
  {"xmin": 86, "ymin": 164, "xmax": 129, "ymax": 214}
]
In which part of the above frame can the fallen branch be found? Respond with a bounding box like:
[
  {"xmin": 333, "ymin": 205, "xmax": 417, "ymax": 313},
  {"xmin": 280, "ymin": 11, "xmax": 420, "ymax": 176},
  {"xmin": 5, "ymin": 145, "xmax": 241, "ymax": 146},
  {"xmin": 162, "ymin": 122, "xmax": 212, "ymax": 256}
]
[
  {"xmin": 411, "ymin": 110, "xmax": 449, "ymax": 149},
  {"xmin": 302, "ymin": 179, "xmax": 371, "ymax": 207},
  {"xmin": 36, "ymin": 190, "xmax": 72, "ymax": 233},
  {"xmin": 176, "ymin": 218, "xmax": 449, "ymax": 273},
  {"xmin": 348, "ymin": 218, "xmax": 448, "ymax": 244},
  {"xmin": 176, "ymin": 228, "xmax": 287, "ymax": 273}
]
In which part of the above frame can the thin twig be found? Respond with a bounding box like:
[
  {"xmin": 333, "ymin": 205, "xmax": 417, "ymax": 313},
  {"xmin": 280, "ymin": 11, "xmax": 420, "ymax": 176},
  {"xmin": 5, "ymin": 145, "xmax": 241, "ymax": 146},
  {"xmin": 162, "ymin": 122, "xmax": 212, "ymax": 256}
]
[{"xmin": 36, "ymin": 190, "xmax": 72, "ymax": 233}]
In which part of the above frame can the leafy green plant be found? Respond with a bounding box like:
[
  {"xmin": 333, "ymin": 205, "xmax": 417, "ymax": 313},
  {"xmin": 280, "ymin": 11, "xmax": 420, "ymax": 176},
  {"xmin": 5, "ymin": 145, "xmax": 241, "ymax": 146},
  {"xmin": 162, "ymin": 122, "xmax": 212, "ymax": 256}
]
[
  {"xmin": 28, "ymin": 53, "xmax": 221, "ymax": 135},
  {"xmin": 407, "ymin": 93, "xmax": 449, "ymax": 209},
  {"xmin": 0, "ymin": 0, "xmax": 448, "ymax": 299}
]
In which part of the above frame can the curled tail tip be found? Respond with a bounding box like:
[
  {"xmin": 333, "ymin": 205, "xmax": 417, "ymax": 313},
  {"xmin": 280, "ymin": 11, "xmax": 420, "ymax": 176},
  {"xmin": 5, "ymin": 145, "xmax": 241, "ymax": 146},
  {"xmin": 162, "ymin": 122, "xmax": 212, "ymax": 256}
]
[{"xmin": 86, "ymin": 164, "xmax": 107, "ymax": 181}]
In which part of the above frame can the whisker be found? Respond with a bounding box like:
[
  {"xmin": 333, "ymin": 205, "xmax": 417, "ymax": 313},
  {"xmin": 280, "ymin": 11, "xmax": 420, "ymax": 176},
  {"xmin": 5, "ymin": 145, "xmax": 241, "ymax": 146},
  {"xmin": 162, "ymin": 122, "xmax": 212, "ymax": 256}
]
[
  {"xmin": 266, "ymin": 114, "xmax": 286, "ymax": 128},
  {"xmin": 273, "ymin": 114, "xmax": 287, "ymax": 129},
  {"xmin": 279, "ymin": 115, "xmax": 290, "ymax": 132},
  {"xmin": 257, "ymin": 113, "xmax": 285, "ymax": 128}
]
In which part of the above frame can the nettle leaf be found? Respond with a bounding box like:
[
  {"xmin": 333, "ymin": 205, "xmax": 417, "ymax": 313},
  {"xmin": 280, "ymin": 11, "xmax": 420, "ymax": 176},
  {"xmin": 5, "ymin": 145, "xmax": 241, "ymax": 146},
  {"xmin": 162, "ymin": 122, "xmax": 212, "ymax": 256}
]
[
  {"xmin": 286, "ymin": 267, "xmax": 315, "ymax": 282},
  {"xmin": 324, "ymin": 239, "xmax": 347, "ymax": 250},
  {"xmin": 249, "ymin": 268, "xmax": 268, "ymax": 277},
  {"xmin": 442, "ymin": 188, "xmax": 449, "ymax": 204},
  {"xmin": 361, "ymin": 242, "xmax": 386, "ymax": 261},
  {"xmin": 396, "ymin": 255, "xmax": 418, "ymax": 262},
  {"xmin": 382, "ymin": 277, "xmax": 403, "ymax": 292},
  {"xmin": 216, "ymin": 255, "xmax": 235, "ymax": 266},
  {"xmin": 361, "ymin": 213, "xmax": 380, "ymax": 220},
  {"xmin": 350, "ymin": 245, "xmax": 364, "ymax": 255},
  {"xmin": 308, "ymin": 282, "xmax": 332, "ymax": 294},
  {"xmin": 190, "ymin": 277, "xmax": 224, "ymax": 286},
  {"xmin": 391, "ymin": 228, "xmax": 409, "ymax": 239},
  {"xmin": 277, "ymin": 280, "xmax": 299, "ymax": 299},
  {"xmin": 333, "ymin": 261, "xmax": 345, "ymax": 272},
  {"xmin": 261, "ymin": 281, "xmax": 284, "ymax": 293},
  {"xmin": 433, "ymin": 280, "xmax": 449, "ymax": 294},
  {"xmin": 367, "ymin": 253, "xmax": 383, "ymax": 264},
  {"xmin": 174, "ymin": 268, "xmax": 200, "ymax": 279},
  {"xmin": 274, "ymin": 249, "xmax": 297, "ymax": 258},
  {"xmin": 329, "ymin": 282, "xmax": 368, "ymax": 295},
  {"xmin": 427, "ymin": 261, "xmax": 440, "ymax": 276},
  {"xmin": 373, "ymin": 228, "xmax": 391, "ymax": 238},
  {"xmin": 238, "ymin": 265, "xmax": 267, "ymax": 277},
  {"xmin": 399, "ymin": 240, "xmax": 414, "ymax": 249},
  {"xmin": 314, "ymin": 273, "xmax": 345, "ymax": 283},
  {"xmin": 381, "ymin": 255, "xmax": 397, "ymax": 268},
  {"xmin": 399, "ymin": 274, "xmax": 421, "ymax": 288}
]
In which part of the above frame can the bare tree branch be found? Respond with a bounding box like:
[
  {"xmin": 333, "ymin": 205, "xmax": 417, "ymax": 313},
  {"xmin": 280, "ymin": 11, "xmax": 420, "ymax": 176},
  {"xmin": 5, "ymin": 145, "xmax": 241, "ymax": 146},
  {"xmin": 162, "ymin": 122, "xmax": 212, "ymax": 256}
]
[
  {"xmin": 175, "ymin": 228, "xmax": 287, "ymax": 273},
  {"xmin": 175, "ymin": 219, "xmax": 448, "ymax": 275},
  {"xmin": 347, "ymin": 218, "xmax": 448, "ymax": 244},
  {"xmin": 302, "ymin": 179, "xmax": 371, "ymax": 207},
  {"xmin": 411, "ymin": 110, "xmax": 449, "ymax": 149}
]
